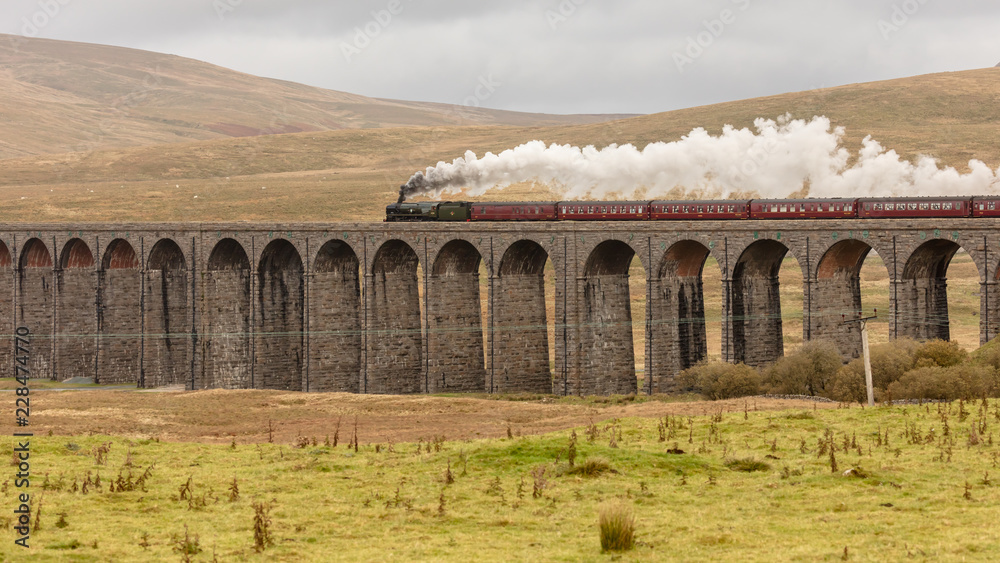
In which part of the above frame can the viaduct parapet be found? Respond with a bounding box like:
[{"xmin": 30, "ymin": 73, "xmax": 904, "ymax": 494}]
[{"xmin": 4, "ymin": 219, "xmax": 999, "ymax": 395}]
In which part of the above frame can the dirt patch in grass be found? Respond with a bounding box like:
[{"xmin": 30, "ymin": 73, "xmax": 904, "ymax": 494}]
[{"xmin": 2, "ymin": 388, "xmax": 834, "ymax": 444}]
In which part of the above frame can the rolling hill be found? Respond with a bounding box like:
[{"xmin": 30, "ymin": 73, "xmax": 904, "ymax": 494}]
[
  {"xmin": 0, "ymin": 66, "xmax": 997, "ymax": 223},
  {"xmin": 0, "ymin": 34, "xmax": 633, "ymax": 159}
]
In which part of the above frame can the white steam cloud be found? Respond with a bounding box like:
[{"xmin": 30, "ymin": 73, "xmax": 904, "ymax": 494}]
[{"xmin": 398, "ymin": 115, "xmax": 1000, "ymax": 201}]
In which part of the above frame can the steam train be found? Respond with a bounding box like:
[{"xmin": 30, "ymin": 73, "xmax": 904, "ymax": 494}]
[{"xmin": 385, "ymin": 196, "xmax": 1000, "ymax": 222}]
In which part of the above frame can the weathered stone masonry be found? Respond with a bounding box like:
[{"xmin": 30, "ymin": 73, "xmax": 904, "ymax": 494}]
[{"xmin": 2, "ymin": 219, "xmax": 999, "ymax": 395}]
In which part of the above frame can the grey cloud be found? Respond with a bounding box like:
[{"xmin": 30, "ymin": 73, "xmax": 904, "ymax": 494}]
[{"xmin": 3, "ymin": 0, "xmax": 998, "ymax": 114}]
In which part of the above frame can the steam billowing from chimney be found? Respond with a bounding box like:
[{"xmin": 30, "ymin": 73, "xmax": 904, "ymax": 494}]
[{"xmin": 397, "ymin": 115, "xmax": 1000, "ymax": 202}]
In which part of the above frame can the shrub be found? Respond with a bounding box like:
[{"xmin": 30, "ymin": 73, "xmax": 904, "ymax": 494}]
[
  {"xmin": 566, "ymin": 458, "xmax": 616, "ymax": 478},
  {"xmin": 598, "ymin": 503, "xmax": 635, "ymax": 552},
  {"xmin": 914, "ymin": 339, "xmax": 967, "ymax": 368},
  {"xmin": 829, "ymin": 338, "xmax": 920, "ymax": 402},
  {"xmin": 887, "ymin": 364, "xmax": 998, "ymax": 401},
  {"xmin": 971, "ymin": 338, "xmax": 1000, "ymax": 371},
  {"xmin": 762, "ymin": 340, "xmax": 842, "ymax": 396},
  {"xmin": 678, "ymin": 361, "xmax": 761, "ymax": 400}
]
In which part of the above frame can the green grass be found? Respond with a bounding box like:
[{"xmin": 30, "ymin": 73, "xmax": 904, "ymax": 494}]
[{"xmin": 5, "ymin": 401, "xmax": 1000, "ymax": 561}]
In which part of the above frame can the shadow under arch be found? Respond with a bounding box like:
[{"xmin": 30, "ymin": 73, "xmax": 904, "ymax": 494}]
[
  {"xmin": 97, "ymin": 239, "xmax": 141, "ymax": 385},
  {"xmin": 648, "ymin": 240, "xmax": 716, "ymax": 393},
  {"xmin": 728, "ymin": 239, "xmax": 800, "ymax": 368},
  {"xmin": 813, "ymin": 239, "xmax": 872, "ymax": 360},
  {"xmin": 57, "ymin": 238, "xmax": 96, "ymax": 381},
  {"xmin": 144, "ymin": 239, "xmax": 189, "ymax": 387},
  {"xmin": 203, "ymin": 238, "xmax": 251, "ymax": 389},
  {"xmin": 256, "ymin": 239, "xmax": 304, "ymax": 391},
  {"xmin": 576, "ymin": 240, "xmax": 640, "ymax": 396},
  {"xmin": 18, "ymin": 239, "xmax": 53, "ymax": 379},
  {"xmin": 491, "ymin": 240, "xmax": 552, "ymax": 394},
  {"xmin": 428, "ymin": 240, "xmax": 485, "ymax": 393},
  {"xmin": 367, "ymin": 240, "xmax": 422, "ymax": 394},
  {"xmin": 0, "ymin": 242, "xmax": 11, "ymax": 378},
  {"xmin": 310, "ymin": 240, "xmax": 361, "ymax": 392},
  {"xmin": 898, "ymin": 239, "xmax": 973, "ymax": 342}
]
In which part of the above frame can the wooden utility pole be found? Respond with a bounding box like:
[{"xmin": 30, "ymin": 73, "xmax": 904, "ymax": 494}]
[{"xmin": 844, "ymin": 311, "xmax": 878, "ymax": 407}]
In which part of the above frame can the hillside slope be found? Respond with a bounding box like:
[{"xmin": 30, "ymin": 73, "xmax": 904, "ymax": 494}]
[
  {"xmin": 0, "ymin": 69, "xmax": 997, "ymax": 223},
  {"xmin": 0, "ymin": 35, "xmax": 632, "ymax": 158}
]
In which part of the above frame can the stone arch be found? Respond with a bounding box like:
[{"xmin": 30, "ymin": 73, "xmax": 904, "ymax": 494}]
[
  {"xmin": 310, "ymin": 240, "xmax": 361, "ymax": 392},
  {"xmin": 203, "ymin": 238, "xmax": 251, "ymax": 389},
  {"xmin": 729, "ymin": 239, "xmax": 799, "ymax": 367},
  {"xmin": 898, "ymin": 239, "xmax": 973, "ymax": 342},
  {"xmin": 812, "ymin": 239, "xmax": 886, "ymax": 360},
  {"xmin": 57, "ymin": 238, "xmax": 96, "ymax": 380},
  {"xmin": 577, "ymin": 240, "xmax": 640, "ymax": 395},
  {"xmin": 491, "ymin": 240, "xmax": 552, "ymax": 394},
  {"xmin": 648, "ymin": 240, "xmax": 713, "ymax": 393},
  {"xmin": 18, "ymin": 238, "xmax": 53, "ymax": 378},
  {"xmin": 60, "ymin": 238, "xmax": 94, "ymax": 269},
  {"xmin": 97, "ymin": 239, "xmax": 141, "ymax": 384},
  {"xmin": 0, "ymin": 242, "xmax": 12, "ymax": 377},
  {"xmin": 427, "ymin": 240, "xmax": 485, "ymax": 393},
  {"xmin": 367, "ymin": 240, "xmax": 422, "ymax": 394},
  {"xmin": 144, "ymin": 239, "xmax": 188, "ymax": 387},
  {"xmin": 256, "ymin": 239, "xmax": 304, "ymax": 391}
]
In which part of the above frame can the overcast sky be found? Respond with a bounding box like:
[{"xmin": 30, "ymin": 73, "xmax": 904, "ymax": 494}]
[{"xmin": 6, "ymin": 0, "xmax": 1000, "ymax": 115}]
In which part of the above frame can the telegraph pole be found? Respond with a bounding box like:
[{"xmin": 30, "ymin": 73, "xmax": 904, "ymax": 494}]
[{"xmin": 844, "ymin": 311, "xmax": 878, "ymax": 407}]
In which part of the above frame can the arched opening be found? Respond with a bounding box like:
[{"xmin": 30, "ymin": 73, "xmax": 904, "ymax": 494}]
[
  {"xmin": 203, "ymin": 238, "xmax": 251, "ymax": 389},
  {"xmin": 649, "ymin": 240, "xmax": 714, "ymax": 393},
  {"xmin": 577, "ymin": 240, "xmax": 642, "ymax": 395},
  {"xmin": 491, "ymin": 240, "xmax": 553, "ymax": 393},
  {"xmin": 18, "ymin": 239, "xmax": 53, "ymax": 379},
  {"xmin": 428, "ymin": 240, "xmax": 485, "ymax": 393},
  {"xmin": 813, "ymin": 239, "xmax": 885, "ymax": 361},
  {"xmin": 729, "ymin": 239, "xmax": 802, "ymax": 368},
  {"xmin": 144, "ymin": 239, "xmax": 188, "ymax": 387},
  {"xmin": 97, "ymin": 239, "xmax": 140, "ymax": 384},
  {"xmin": 256, "ymin": 239, "xmax": 304, "ymax": 391},
  {"xmin": 368, "ymin": 240, "xmax": 422, "ymax": 394},
  {"xmin": 57, "ymin": 238, "xmax": 96, "ymax": 380},
  {"xmin": 0, "ymin": 242, "xmax": 12, "ymax": 378},
  {"xmin": 899, "ymin": 239, "xmax": 977, "ymax": 346},
  {"xmin": 311, "ymin": 240, "xmax": 361, "ymax": 392}
]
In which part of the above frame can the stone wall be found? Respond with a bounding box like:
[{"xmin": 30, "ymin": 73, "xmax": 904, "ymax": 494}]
[{"xmin": 0, "ymin": 218, "xmax": 997, "ymax": 396}]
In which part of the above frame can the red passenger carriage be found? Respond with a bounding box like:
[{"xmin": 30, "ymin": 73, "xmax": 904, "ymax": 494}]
[
  {"xmin": 650, "ymin": 200, "xmax": 749, "ymax": 220},
  {"xmin": 470, "ymin": 202, "xmax": 558, "ymax": 221},
  {"xmin": 750, "ymin": 198, "xmax": 857, "ymax": 219},
  {"xmin": 557, "ymin": 201, "xmax": 649, "ymax": 220},
  {"xmin": 858, "ymin": 197, "xmax": 971, "ymax": 218}
]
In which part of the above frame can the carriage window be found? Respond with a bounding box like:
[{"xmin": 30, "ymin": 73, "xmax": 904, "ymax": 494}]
[
  {"xmin": 535, "ymin": 207, "xmax": 540, "ymax": 214},
  {"xmin": 601, "ymin": 206, "xmax": 607, "ymax": 213},
  {"xmin": 919, "ymin": 203, "xmax": 929, "ymax": 210},
  {"xmin": 944, "ymin": 202, "xmax": 953, "ymax": 210},
  {"xmin": 846, "ymin": 205, "xmax": 852, "ymax": 212},
  {"xmin": 697, "ymin": 206, "xmax": 704, "ymax": 213},
  {"xmin": 639, "ymin": 206, "xmax": 644, "ymax": 213},
  {"xmin": 908, "ymin": 203, "xmax": 917, "ymax": 210},
  {"xmin": 991, "ymin": 202, "xmax": 997, "ymax": 211},
  {"xmin": 931, "ymin": 203, "xmax": 941, "ymax": 210},
  {"xmin": 864, "ymin": 203, "xmax": 870, "ymax": 210},
  {"xmin": 778, "ymin": 205, "xmax": 787, "ymax": 212},
  {"xmin": 682, "ymin": 206, "xmax": 689, "ymax": 213}
]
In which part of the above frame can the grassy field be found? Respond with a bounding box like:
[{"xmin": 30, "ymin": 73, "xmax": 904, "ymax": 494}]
[{"xmin": 4, "ymin": 397, "xmax": 999, "ymax": 561}]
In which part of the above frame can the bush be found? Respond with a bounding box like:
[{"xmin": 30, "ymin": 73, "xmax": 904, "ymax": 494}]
[
  {"xmin": 829, "ymin": 338, "xmax": 920, "ymax": 403},
  {"xmin": 678, "ymin": 361, "xmax": 761, "ymax": 400},
  {"xmin": 598, "ymin": 503, "xmax": 635, "ymax": 552},
  {"xmin": 971, "ymin": 338, "xmax": 1000, "ymax": 371},
  {"xmin": 914, "ymin": 339, "xmax": 967, "ymax": 368},
  {"xmin": 762, "ymin": 340, "xmax": 842, "ymax": 396},
  {"xmin": 887, "ymin": 364, "xmax": 999, "ymax": 401}
]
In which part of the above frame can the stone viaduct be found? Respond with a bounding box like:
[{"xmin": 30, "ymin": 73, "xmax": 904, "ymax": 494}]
[{"xmin": 3, "ymin": 218, "xmax": 1000, "ymax": 395}]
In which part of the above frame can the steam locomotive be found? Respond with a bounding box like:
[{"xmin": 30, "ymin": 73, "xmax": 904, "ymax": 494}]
[{"xmin": 385, "ymin": 196, "xmax": 1000, "ymax": 222}]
